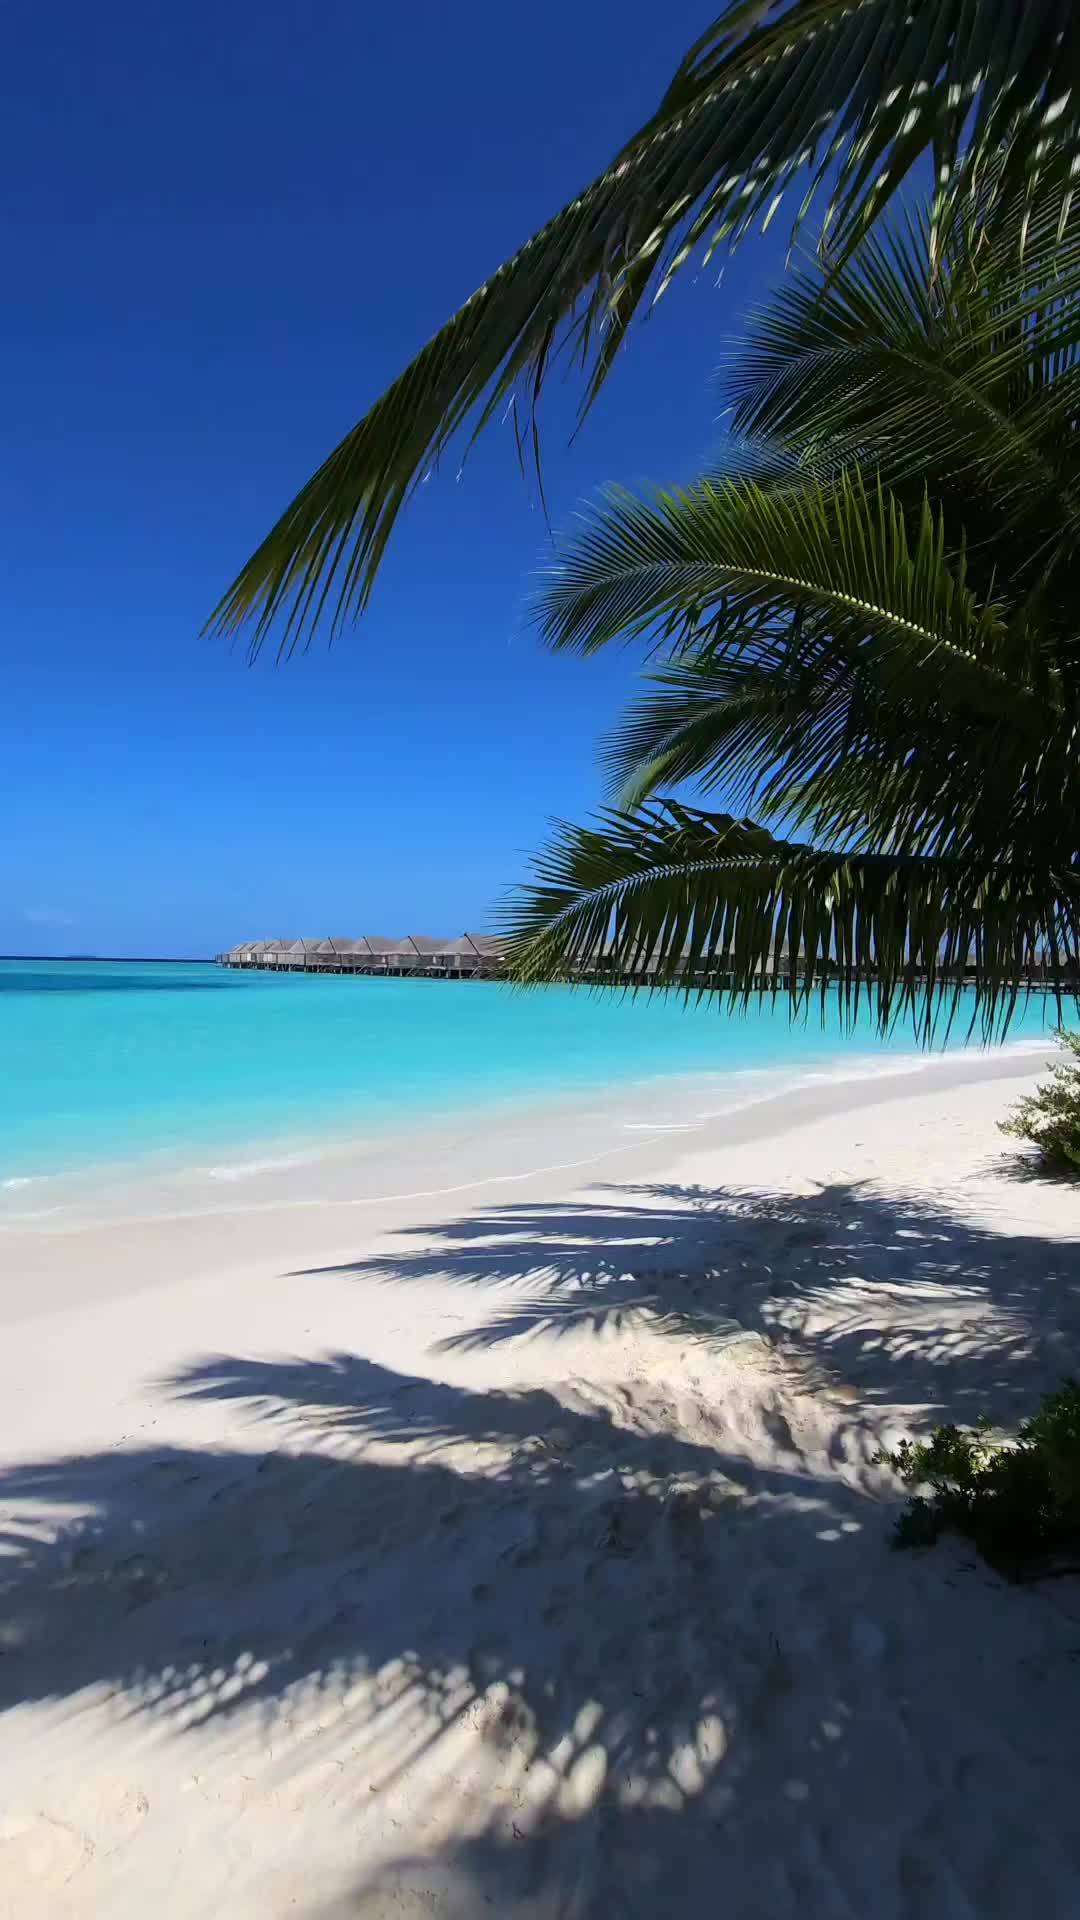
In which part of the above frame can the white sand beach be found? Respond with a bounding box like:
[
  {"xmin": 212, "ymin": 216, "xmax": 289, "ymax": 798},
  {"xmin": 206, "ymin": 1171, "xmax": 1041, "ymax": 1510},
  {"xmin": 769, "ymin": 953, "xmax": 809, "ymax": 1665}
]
[{"xmin": 1, "ymin": 1048, "xmax": 1079, "ymax": 1918}]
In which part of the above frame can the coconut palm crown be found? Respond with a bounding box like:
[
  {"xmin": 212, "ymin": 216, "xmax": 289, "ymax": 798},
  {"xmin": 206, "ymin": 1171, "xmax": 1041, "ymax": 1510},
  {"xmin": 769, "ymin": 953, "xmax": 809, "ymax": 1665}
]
[{"xmin": 500, "ymin": 181, "xmax": 1080, "ymax": 1034}]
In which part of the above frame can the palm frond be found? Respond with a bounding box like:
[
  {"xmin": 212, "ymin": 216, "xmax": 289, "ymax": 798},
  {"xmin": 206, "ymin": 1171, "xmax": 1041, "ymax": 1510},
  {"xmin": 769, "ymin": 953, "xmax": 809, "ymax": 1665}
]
[
  {"xmin": 512, "ymin": 140, "xmax": 1080, "ymax": 1029},
  {"xmin": 605, "ymin": 634, "xmax": 1078, "ymax": 869},
  {"xmin": 604, "ymin": 655, "xmax": 793, "ymax": 807},
  {"xmin": 603, "ymin": 645, "xmax": 966, "ymax": 844},
  {"xmin": 209, "ymin": 0, "xmax": 1080, "ymax": 652},
  {"xmin": 724, "ymin": 180, "xmax": 1080, "ymax": 629},
  {"xmin": 536, "ymin": 471, "xmax": 1040, "ymax": 735},
  {"xmin": 501, "ymin": 800, "xmax": 1080, "ymax": 1037}
]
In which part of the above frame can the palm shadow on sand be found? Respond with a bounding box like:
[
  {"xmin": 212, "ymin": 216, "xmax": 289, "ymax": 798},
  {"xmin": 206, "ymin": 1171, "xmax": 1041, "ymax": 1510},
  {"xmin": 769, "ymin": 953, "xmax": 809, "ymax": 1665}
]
[
  {"xmin": 293, "ymin": 1175, "xmax": 1080, "ymax": 1417},
  {"xmin": 2, "ymin": 1179, "xmax": 1079, "ymax": 1914}
]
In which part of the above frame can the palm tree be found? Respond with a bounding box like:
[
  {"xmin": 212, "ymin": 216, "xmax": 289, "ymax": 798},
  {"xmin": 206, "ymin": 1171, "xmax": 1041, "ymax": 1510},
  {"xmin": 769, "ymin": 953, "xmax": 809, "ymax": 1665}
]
[
  {"xmin": 499, "ymin": 180, "xmax": 1080, "ymax": 1034},
  {"xmin": 211, "ymin": 2, "xmax": 1080, "ymax": 654}
]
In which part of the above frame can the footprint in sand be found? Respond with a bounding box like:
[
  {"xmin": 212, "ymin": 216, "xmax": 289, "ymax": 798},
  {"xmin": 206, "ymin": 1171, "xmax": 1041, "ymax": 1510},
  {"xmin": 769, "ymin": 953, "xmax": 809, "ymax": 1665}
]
[
  {"xmin": 0, "ymin": 1785, "xmax": 149, "ymax": 1889},
  {"xmin": 0, "ymin": 1811, "xmax": 93, "ymax": 1889}
]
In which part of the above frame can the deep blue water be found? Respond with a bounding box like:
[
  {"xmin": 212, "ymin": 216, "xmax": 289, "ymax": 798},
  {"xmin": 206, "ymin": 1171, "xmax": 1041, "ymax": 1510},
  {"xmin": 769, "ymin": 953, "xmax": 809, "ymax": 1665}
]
[{"xmin": 0, "ymin": 958, "xmax": 1056, "ymax": 1181}]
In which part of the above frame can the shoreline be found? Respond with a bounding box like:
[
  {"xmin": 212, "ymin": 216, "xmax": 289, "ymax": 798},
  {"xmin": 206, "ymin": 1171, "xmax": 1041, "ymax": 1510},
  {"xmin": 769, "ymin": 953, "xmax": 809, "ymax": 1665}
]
[
  {"xmin": 3, "ymin": 952, "xmax": 1061, "ymax": 1200},
  {"xmin": 0, "ymin": 1037, "xmax": 1053, "ymax": 1237},
  {"xmin": 2, "ymin": 1047, "xmax": 1079, "ymax": 1916}
]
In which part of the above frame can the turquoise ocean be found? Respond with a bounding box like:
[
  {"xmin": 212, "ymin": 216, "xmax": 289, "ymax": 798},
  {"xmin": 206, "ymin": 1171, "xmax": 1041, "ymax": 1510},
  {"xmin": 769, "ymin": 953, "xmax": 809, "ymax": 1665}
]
[{"xmin": 0, "ymin": 957, "xmax": 1058, "ymax": 1185}]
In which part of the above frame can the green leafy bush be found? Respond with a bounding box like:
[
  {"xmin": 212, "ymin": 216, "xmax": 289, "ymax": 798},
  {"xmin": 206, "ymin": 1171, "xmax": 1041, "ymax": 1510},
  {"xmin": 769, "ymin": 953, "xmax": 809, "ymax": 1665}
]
[
  {"xmin": 876, "ymin": 1381, "xmax": 1080, "ymax": 1573},
  {"xmin": 999, "ymin": 1030, "xmax": 1080, "ymax": 1175}
]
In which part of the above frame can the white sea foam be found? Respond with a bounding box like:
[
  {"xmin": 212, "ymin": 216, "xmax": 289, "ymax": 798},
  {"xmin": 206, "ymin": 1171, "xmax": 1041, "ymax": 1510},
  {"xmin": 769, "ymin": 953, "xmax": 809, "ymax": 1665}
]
[{"xmin": 199, "ymin": 1151, "xmax": 324, "ymax": 1183}]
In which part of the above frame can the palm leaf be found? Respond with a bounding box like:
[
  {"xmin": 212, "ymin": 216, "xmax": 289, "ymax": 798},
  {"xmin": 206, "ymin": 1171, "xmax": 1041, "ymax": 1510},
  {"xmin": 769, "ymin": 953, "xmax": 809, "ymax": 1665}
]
[
  {"xmin": 535, "ymin": 471, "xmax": 1035, "ymax": 729},
  {"xmin": 511, "ymin": 153, "xmax": 1080, "ymax": 1028},
  {"xmin": 209, "ymin": 0, "xmax": 1080, "ymax": 652},
  {"xmin": 605, "ymin": 633, "xmax": 1077, "ymax": 871},
  {"xmin": 602, "ymin": 645, "xmax": 975, "ymax": 846},
  {"xmin": 537, "ymin": 469, "xmax": 1078, "ymax": 867},
  {"xmin": 724, "ymin": 186, "xmax": 1080, "ymax": 624},
  {"xmin": 501, "ymin": 800, "xmax": 1080, "ymax": 1037},
  {"xmin": 604, "ymin": 654, "xmax": 794, "ymax": 807}
]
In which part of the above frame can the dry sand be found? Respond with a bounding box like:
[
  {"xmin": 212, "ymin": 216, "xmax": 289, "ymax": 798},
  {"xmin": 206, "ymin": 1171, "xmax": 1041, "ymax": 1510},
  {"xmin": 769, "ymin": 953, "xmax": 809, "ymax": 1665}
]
[{"xmin": 1, "ymin": 1048, "xmax": 1079, "ymax": 1917}]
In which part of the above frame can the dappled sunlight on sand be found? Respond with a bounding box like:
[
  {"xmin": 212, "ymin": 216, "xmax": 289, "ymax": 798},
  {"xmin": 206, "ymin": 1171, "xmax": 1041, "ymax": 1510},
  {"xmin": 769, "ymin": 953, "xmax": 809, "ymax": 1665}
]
[{"xmin": 1, "ymin": 1072, "xmax": 1079, "ymax": 1915}]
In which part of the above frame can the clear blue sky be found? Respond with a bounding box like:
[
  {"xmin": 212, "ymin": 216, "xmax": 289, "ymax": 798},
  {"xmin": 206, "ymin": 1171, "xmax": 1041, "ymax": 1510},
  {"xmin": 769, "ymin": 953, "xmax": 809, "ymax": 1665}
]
[{"xmin": 3, "ymin": 0, "xmax": 786, "ymax": 957}]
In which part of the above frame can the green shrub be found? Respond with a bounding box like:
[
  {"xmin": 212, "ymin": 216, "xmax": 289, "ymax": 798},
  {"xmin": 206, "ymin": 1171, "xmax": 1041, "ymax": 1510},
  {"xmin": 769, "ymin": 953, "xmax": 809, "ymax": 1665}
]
[
  {"xmin": 876, "ymin": 1380, "xmax": 1080, "ymax": 1571},
  {"xmin": 999, "ymin": 1029, "xmax": 1080, "ymax": 1174}
]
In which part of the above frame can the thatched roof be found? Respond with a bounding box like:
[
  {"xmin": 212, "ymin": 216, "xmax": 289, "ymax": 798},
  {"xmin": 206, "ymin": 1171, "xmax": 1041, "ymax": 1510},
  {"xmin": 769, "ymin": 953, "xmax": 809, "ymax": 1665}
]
[
  {"xmin": 223, "ymin": 932, "xmax": 513, "ymax": 971},
  {"xmin": 437, "ymin": 936, "xmax": 483, "ymax": 956}
]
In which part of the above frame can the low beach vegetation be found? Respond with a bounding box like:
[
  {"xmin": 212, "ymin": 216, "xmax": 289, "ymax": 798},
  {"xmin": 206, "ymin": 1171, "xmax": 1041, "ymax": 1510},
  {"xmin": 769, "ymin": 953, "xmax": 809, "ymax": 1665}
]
[
  {"xmin": 1000, "ymin": 1031, "xmax": 1080, "ymax": 1177},
  {"xmin": 877, "ymin": 1381, "xmax": 1080, "ymax": 1577}
]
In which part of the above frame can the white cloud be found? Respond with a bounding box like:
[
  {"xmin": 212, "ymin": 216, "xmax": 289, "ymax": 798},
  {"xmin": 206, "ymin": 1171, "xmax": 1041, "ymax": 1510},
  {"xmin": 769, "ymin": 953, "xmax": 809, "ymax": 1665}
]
[{"xmin": 23, "ymin": 906, "xmax": 75, "ymax": 928}]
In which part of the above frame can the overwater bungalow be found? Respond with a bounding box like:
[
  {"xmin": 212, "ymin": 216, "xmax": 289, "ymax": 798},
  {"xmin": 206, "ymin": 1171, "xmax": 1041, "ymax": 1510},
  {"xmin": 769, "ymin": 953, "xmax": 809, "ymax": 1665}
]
[
  {"xmin": 431, "ymin": 936, "xmax": 484, "ymax": 978},
  {"xmin": 216, "ymin": 933, "xmax": 1061, "ymax": 998},
  {"xmin": 404, "ymin": 935, "xmax": 446, "ymax": 976},
  {"xmin": 370, "ymin": 937, "xmax": 421, "ymax": 976},
  {"xmin": 258, "ymin": 941, "xmax": 298, "ymax": 969},
  {"xmin": 331, "ymin": 938, "xmax": 371, "ymax": 973},
  {"xmin": 219, "ymin": 933, "xmax": 767, "ymax": 985},
  {"xmin": 462, "ymin": 933, "xmax": 507, "ymax": 977},
  {"xmin": 211, "ymin": 931, "xmax": 804, "ymax": 985},
  {"xmin": 217, "ymin": 933, "xmax": 512, "ymax": 979}
]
